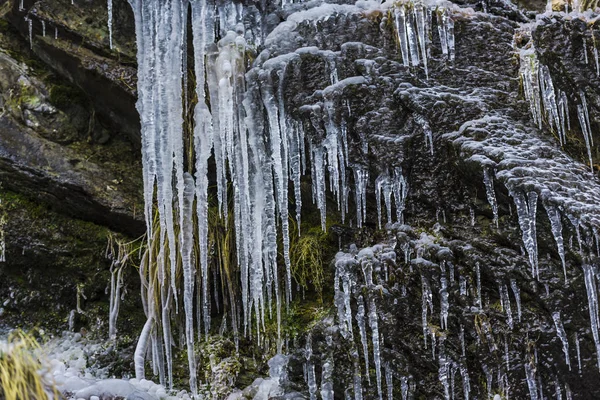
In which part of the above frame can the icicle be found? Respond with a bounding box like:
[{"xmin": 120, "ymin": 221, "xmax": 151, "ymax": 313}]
[
  {"xmin": 385, "ymin": 363, "xmax": 393, "ymax": 400},
  {"xmin": 555, "ymin": 379, "xmax": 563, "ymax": 400},
  {"xmin": 401, "ymin": 376, "xmax": 409, "ymax": 400},
  {"xmin": 54, "ymin": 26, "xmax": 57, "ymax": 40},
  {"xmin": 501, "ymin": 284, "xmax": 513, "ymax": 329},
  {"xmin": 107, "ymin": 0, "xmax": 113, "ymax": 49},
  {"xmin": 539, "ymin": 65, "xmax": 563, "ymax": 142},
  {"xmin": 405, "ymin": 8, "xmax": 420, "ymax": 67},
  {"xmin": 26, "ymin": 17, "xmax": 32, "ymax": 49},
  {"xmin": 354, "ymin": 167, "xmax": 369, "ymax": 229},
  {"xmin": 393, "ymin": 166, "xmax": 409, "ymax": 224},
  {"xmin": 422, "ymin": 275, "xmax": 432, "ymax": 347},
  {"xmin": 108, "ymin": 262, "xmax": 125, "ymax": 340},
  {"xmin": 41, "ymin": 20, "xmax": 46, "ymax": 37},
  {"xmin": 583, "ymin": 264, "xmax": 600, "ymax": 371},
  {"xmin": 368, "ymin": 296, "xmax": 383, "ymax": 400},
  {"xmin": 525, "ymin": 362, "xmax": 538, "ymax": 400},
  {"xmin": 440, "ymin": 263, "xmax": 449, "ymax": 330},
  {"xmin": 509, "ymin": 190, "xmax": 539, "ymax": 279},
  {"xmin": 460, "ymin": 324, "xmax": 466, "ymax": 357},
  {"xmin": 439, "ymin": 340, "xmax": 451, "ymax": 400},
  {"xmin": 321, "ymin": 336, "xmax": 335, "ymax": 400},
  {"xmin": 572, "ymin": 332, "xmax": 581, "ymax": 374},
  {"xmin": 356, "ymin": 295, "xmax": 371, "ymax": 384},
  {"xmin": 577, "ymin": 91, "xmax": 594, "ymax": 172},
  {"xmin": 544, "ymin": 203, "xmax": 567, "ymax": 283},
  {"xmin": 306, "ymin": 335, "xmax": 318, "ymax": 400},
  {"xmin": 475, "ymin": 262, "xmax": 482, "ymax": 309},
  {"xmin": 511, "ymin": 279, "xmax": 522, "ymax": 322},
  {"xmin": 19, "ymin": 0, "xmax": 24, "ymax": 11},
  {"xmin": 552, "ymin": 311, "xmax": 571, "ymax": 370},
  {"xmin": 415, "ymin": 3, "xmax": 428, "ymax": 78},
  {"xmin": 483, "ymin": 168, "xmax": 499, "ymax": 227},
  {"xmin": 505, "ymin": 339, "xmax": 510, "ymax": 371},
  {"xmin": 394, "ymin": 7, "xmax": 410, "ymax": 67},
  {"xmin": 460, "ymin": 364, "xmax": 470, "ymax": 400}
]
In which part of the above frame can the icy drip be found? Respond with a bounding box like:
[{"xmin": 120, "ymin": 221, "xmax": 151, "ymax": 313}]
[
  {"xmin": 385, "ymin": 363, "xmax": 393, "ymax": 400},
  {"xmin": 500, "ymin": 284, "xmax": 513, "ymax": 329},
  {"xmin": 475, "ymin": 262, "xmax": 482, "ymax": 309},
  {"xmin": 54, "ymin": 26, "xmax": 57, "ymax": 40},
  {"xmin": 483, "ymin": 168, "xmax": 499, "ymax": 227},
  {"xmin": 375, "ymin": 168, "xmax": 409, "ymax": 228},
  {"xmin": 354, "ymin": 167, "xmax": 369, "ymax": 228},
  {"xmin": 439, "ymin": 339, "xmax": 450, "ymax": 400},
  {"xmin": 260, "ymin": 60, "xmax": 294, "ymax": 306},
  {"xmin": 41, "ymin": 20, "xmax": 46, "ymax": 37},
  {"xmin": 306, "ymin": 335, "xmax": 318, "ymax": 400},
  {"xmin": 460, "ymin": 364, "xmax": 470, "ymax": 400},
  {"xmin": 525, "ymin": 362, "xmax": 538, "ymax": 400},
  {"xmin": 552, "ymin": 311, "xmax": 571, "ymax": 370},
  {"xmin": 543, "ymin": 202, "xmax": 566, "ymax": 283},
  {"xmin": 26, "ymin": 17, "xmax": 32, "ymax": 49},
  {"xmin": 558, "ymin": 90, "xmax": 570, "ymax": 144},
  {"xmin": 393, "ymin": 167, "xmax": 409, "ymax": 224},
  {"xmin": 335, "ymin": 253, "xmax": 356, "ymax": 340},
  {"xmin": 0, "ymin": 198, "xmax": 5, "ymax": 263},
  {"xmin": 422, "ymin": 275, "xmax": 433, "ymax": 347},
  {"xmin": 509, "ymin": 189, "xmax": 539, "ymax": 279},
  {"xmin": 510, "ymin": 279, "xmax": 522, "ymax": 322},
  {"xmin": 539, "ymin": 65, "xmax": 564, "ymax": 144},
  {"xmin": 517, "ymin": 40, "xmax": 543, "ymax": 128},
  {"xmin": 129, "ymin": 0, "xmax": 188, "ymax": 388},
  {"xmin": 392, "ymin": 3, "xmax": 454, "ymax": 75},
  {"xmin": 321, "ymin": 354, "xmax": 334, "ymax": 400},
  {"xmin": 368, "ymin": 296, "xmax": 383, "ymax": 400},
  {"xmin": 356, "ymin": 295, "xmax": 371, "ymax": 384},
  {"xmin": 460, "ymin": 324, "xmax": 465, "ymax": 357},
  {"xmin": 583, "ymin": 264, "xmax": 600, "ymax": 370},
  {"xmin": 577, "ymin": 91, "xmax": 594, "ymax": 173},
  {"xmin": 108, "ymin": 263, "xmax": 124, "ymax": 341},
  {"xmin": 108, "ymin": 0, "xmax": 113, "ymax": 49},
  {"xmin": 440, "ymin": 263, "xmax": 449, "ymax": 330},
  {"xmin": 575, "ymin": 332, "xmax": 582, "ymax": 373}
]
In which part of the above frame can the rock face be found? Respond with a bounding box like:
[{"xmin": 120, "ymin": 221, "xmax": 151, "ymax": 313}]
[
  {"xmin": 0, "ymin": 1, "xmax": 143, "ymax": 333},
  {"xmin": 2, "ymin": 0, "xmax": 600, "ymax": 399}
]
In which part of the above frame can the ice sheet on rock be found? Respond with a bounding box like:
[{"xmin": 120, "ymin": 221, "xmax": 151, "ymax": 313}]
[{"xmin": 447, "ymin": 114, "xmax": 600, "ymax": 269}]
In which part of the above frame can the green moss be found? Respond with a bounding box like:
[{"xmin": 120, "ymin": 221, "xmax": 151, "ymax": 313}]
[{"xmin": 49, "ymin": 84, "xmax": 88, "ymax": 109}]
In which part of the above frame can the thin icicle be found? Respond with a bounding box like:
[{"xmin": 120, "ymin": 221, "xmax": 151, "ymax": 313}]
[
  {"xmin": 509, "ymin": 189, "xmax": 539, "ymax": 279},
  {"xmin": 483, "ymin": 168, "xmax": 499, "ymax": 227},
  {"xmin": 583, "ymin": 264, "xmax": 600, "ymax": 371},
  {"xmin": 544, "ymin": 202, "xmax": 567, "ymax": 283},
  {"xmin": 552, "ymin": 311, "xmax": 571, "ymax": 370},
  {"xmin": 107, "ymin": 0, "xmax": 113, "ymax": 49}
]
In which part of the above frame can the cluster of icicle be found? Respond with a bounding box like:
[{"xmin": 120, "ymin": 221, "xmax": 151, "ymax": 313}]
[
  {"xmin": 333, "ymin": 244, "xmax": 410, "ymax": 400},
  {"xmin": 330, "ymin": 227, "xmax": 493, "ymax": 400},
  {"xmin": 516, "ymin": 26, "xmax": 595, "ymax": 172},
  {"xmin": 450, "ymin": 111, "xmax": 600, "ymax": 374},
  {"xmin": 392, "ymin": 0, "xmax": 455, "ymax": 78},
  {"xmin": 125, "ymin": 0, "xmax": 462, "ymax": 395}
]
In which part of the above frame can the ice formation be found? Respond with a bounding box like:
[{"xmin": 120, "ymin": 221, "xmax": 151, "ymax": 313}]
[
  {"xmin": 107, "ymin": 0, "xmax": 113, "ymax": 49},
  {"xmin": 118, "ymin": 0, "xmax": 600, "ymax": 397}
]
